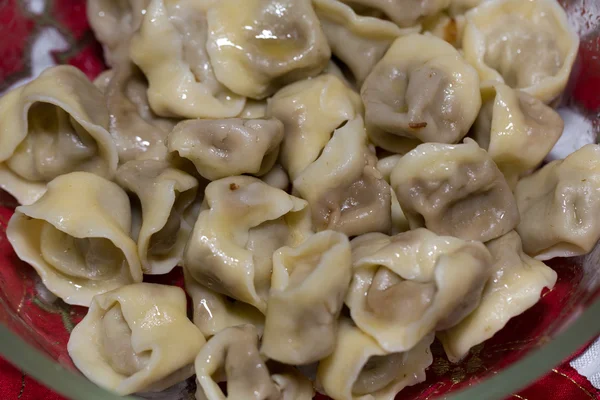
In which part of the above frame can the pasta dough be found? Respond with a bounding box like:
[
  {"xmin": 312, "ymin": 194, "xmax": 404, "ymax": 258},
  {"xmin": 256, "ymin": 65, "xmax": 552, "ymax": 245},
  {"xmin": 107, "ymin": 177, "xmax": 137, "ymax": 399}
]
[
  {"xmin": 267, "ymin": 74, "xmax": 363, "ymax": 181},
  {"xmin": 68, "ymin": 283, "xmax": 205, "ymax": 395},
  {"xmin": 167, "ymin": 118, "xmax": 284, "ymax": 181},
  {"xmin": 6, "ymin": 172, "xmax": 142, "ymax": 306},
  {"xmin": 515, "ymin": 144, "xmax": 600, "ymax": 260},
  {"xmin": 439, "ymin": 231, "xmax": 557, "ymax": 362},
  {"xmin": 205, "ymin": 0, "xmax": 331, "ymax": 99},
  {"xmin": 313, "ymin": 0, "xmax": 418, "ymax": 86},
  {"xmin": 195, "ymin": 325, "xmax": 314, "ymax": 400},
  {"xmin": 184, "ymin": 176, "xmax": 312, "ymax": 312},
  {"xmin": 390, "ymin": 139, "xmax": 520, "ymax": 242},
  {"xmin": 471, "ymin": 81, "xmax": 564, "ymax": 188},
  {"xmin": 293, "ymin": 117, "xmax": 392, "ymax": 237},
  {"xmin": 130, "ymin": 0, "xmax": 246, "ymax": 118},
  {"xmin": 462, "ymin": 0, "xmax": 579, "ymax": 103},
  {"xmin": 345, "ymin": 229, "xmax": 492, "ymax": 352},
  {"xmin": 261, "ymin": 230, "xmax": 352, "ymax": 365},
  {"xmin": 116, "ymin": 160, "xmax": 198, "ymax": 274},
  {"xmin": 0, "ymin": 66, "xmax": 118, "ymax": 205},
  {"xmin": 317, "ymin": 319, "xmax": 434, "ymax": 400},
  {"xmin": 361, "ymin": 34, "xmax": 481, "ymax": 152}
]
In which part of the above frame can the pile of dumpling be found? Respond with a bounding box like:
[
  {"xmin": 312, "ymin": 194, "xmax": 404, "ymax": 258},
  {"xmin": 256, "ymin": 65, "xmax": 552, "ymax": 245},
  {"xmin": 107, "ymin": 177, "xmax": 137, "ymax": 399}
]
[{"xmin": 0, "ymin": 0, "xmax": 592, "ymax": 398}]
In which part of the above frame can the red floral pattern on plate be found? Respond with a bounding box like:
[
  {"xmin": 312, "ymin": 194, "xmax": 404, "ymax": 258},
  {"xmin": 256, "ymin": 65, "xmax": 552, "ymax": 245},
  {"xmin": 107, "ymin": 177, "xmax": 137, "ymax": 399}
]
[{"xmin": 0, "ymin": 1, "xmax": 599, "ymax": 400}]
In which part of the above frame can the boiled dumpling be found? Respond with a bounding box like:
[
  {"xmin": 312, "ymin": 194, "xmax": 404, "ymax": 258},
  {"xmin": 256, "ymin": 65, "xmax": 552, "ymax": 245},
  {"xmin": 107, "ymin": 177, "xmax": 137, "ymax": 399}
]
[
  {"xmin": 345, "ymin": 228, "xmax": 492, "ymax": 352},
  {"xmin": 168, "ymin": 118, "xmax": 284, "ymax": 181},
  {"xmin": 7, "ymin": 172, "xmax": 142, "ymax": 306},
  {"xmin": 267, "ymin": 74, "xmax": 363, "ymax": 181},
  {"xmin": 261, "ymin": 230, "xmax": 352, "ymax": 365},
  {"xmin": 361, "ymin": 34, "xmax": 481, "ymax": 152},
  {"xmin": 184, "ymin": 176, "xmax": 312, "ymax": 313},
  {"xmin": 439, "ymin": 231, "xmax": 557, "ymax": 362},
  {"xmin": 116, "ymin": 160, "xmax": 198, "ymax": 274},
  {"xmin": 195, "ymin": 325, "xmax": 313, "ymax": 400},
  {"xmin": 317, "ymin": 319, "xmax": 434, "ymax": 400},
  {"xmin": 184, "ymin": 270, "xmax": 264, "ymax": 338},
  {"xmin": 390, "ymin": 139, "xmax": 520, "ymax": 242},
  {"xmin": 0, "ymin": 66, "xmax": 118, "ymax": 205},
  {"xmin": 462, "ymin": 0, "xmax": 579, "ymax": 103},
  {"xmin": 471, "ymin": 81, "xmax": 564, "ymax": 188},
  {"xmin": 340, "ymin": 0, "xmax": 450, "ymax": 28},
  {"xmin": 129, "ymin": 0, "xmax": 245, "ymax": 118},
  {"xmin": 205, "ymin": 0, "xmax": 331, "ymax": 99},
  {"xmin": 293, "ymin": 117, "xmax": 392, "ymax": 237},
  {"xmin": 313, "ymin": 0, "xmax": 418, "ymax": 86},
  {"xmin": 68, "ymin": 283, "xmax": 205, "ymax": 395},
  {"xmin": 515, "ymin": 144, "xmax": 600, "ymax": 260}
]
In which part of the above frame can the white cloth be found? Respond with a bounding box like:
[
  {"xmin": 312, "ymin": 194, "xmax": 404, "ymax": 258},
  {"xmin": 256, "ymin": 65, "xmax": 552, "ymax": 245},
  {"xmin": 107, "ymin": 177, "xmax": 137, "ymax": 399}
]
[{"xmin": 571, "ymin": 337, "xmax": 600, "ymax": 389}]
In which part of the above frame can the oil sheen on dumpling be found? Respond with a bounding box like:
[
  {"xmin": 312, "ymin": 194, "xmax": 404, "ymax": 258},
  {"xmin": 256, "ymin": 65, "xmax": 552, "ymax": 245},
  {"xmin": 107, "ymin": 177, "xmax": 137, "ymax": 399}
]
[
  {"xmin": 313, "ymin": 0, "xmax": 418, "ymax": 86},
  {"xmin": 116, "ymin": 160, "xmax": 198, "ymax": 274},
  {"xmin": 205, "ymin": 0, "xmax": 331, "ymax": 99},
  {"xmin": 129, "ymin": 0, "xmax": 245, "ymax": 118},
  {"xmin": 463, "ymin": 0, "xmax": 579, "ymax": 103},
  {"xmin": 168, "ymin": 118, "xmax": 284, "ymax": 181},
  {"xmin": 7, "ymin": 172, "xmax": 142, "ymax": 306},
  {"xmin": 345, "ymin": 229, "xmax": 492, "ymax": 352},
  {"xmin": 317, "ymin": 319, "xmax": 434, "ymax": 400},
  {"xmin": 195, "ymin": 325, "xmax": 314, "ymax": 400},
  {"xmin": 184, "ymin": 176, "xmax": 312, "ymax": 313},
  {"xmin": 340, "ymin": 0, "xmax": 451, "ymax": 28},
  {"xmin": 68, "ymin": 283, "xmax": 205, "ymax": 395},
  {"xmin": 293, "ymin": 117, "xmax": 392, "ymax": 237},
  {"xmin": 261, "ymin": 230, "xmax": 352, "ymax": 365},
  {"xmin": 439, "ymin": 231, "xmax": 557, "ymax": 362},
  {"xmin": 361, "ymin": 34, "xmax": 481, "ymax": 153},
  {"xmin": 0, "ymin": 66, "xmax": 118, "ymax": 205},
  {"xmin": 266, "ymin": 74, "xmax": 363, "ymax": 181},
  {"xmin": 390, "ymin": 139, "xmax": 519, "ymax": 242},
  {"xmin": 184, "ymin": 269, "xmax": 264, "ymax": 338},
  {"xmin": 515, "ymin": 144, "xmax": 600, "ymax": 260},
  {"xmin": 471, "ymin": 81, "xmax": 564, "ymax": 188}
]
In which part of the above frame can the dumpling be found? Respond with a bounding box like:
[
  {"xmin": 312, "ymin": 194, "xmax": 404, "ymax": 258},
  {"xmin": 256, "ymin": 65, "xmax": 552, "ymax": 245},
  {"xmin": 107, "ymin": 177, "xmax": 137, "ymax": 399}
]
[
  {"xmin": 515, "ymin": 144, "xmax": 600, "ymax": 260},
  {"xmin": 317, "ymin": 319, "xmax": 434, "ymax": 400},
  {"xmin": 462, "ymin": 0, "xmax": 579, "ymax": 103},
  {"xmin": 261, "ymin": 230, "xmax": 352, "ymax": 365},
  {"xmin": 129, "ymin": 0, "xmax": 245, "ymax": 118},
  {"xmin": 97, "ymin": 66, "xmax": 175, "ymax": 163},
  {"xmin": 184, "ymin": 176, "xmax": 312, "ymax": 313},
  {"xmin": 204, "ymin": 0, "xmax": 331, "ymax": 99},
  {"xmin": 167, "ymin": 118, "xmax": 284, "ymax": 181},
  {"xmin": 339, "ymin": 0, "xmax": 450, "ymax": 28},
  {"xmin": 345, "ymin": 229, "xmax": 492, "ymax": 352},
  {"xmin": 68, "ymin": 283, "xmax": 205, "ymax": 395},
  {"xmin": 266, "ymin": 74, "xmax": 363, "ymax": 181},
  {"xmin": 313, "ymin": 0, "xmax": 418, "ymax": 86},
  {"xmin": 116, "ymin": 160, "xmax": 198, "ymax": 274},
  {"xmin": 7, "ymin": 172, "xmax": 142, "ymax": 306},
  {"xmin": 195, "ymin": 325, "xmax": 314, "ymax": 400},
  {"xmin": 261, "ymin": 164, "xmax": 290, "ymax": 192},
  {"xmin": 471, "ymin": 81, "xmax": 564, "ymax": 188},
  {"xmin": 421, "ymin": 0, "xmax": 481, "ymax": 48},
  {"xmin": 0, "ymin": 66, "xmax": 118, "ymax": 205},
  {"xmin": 293, "ymin": 117, "xmax": 392, "ymax": 237},
  {"xmin": 184, "ymin": 270, "xmax": 264, "ymax": 338},
  {"xmin": 239, "ymin": 100, "xmax": 268, "ymax": 119},
  {"xmin": 87, "ymin": 0, "xmax": 149, "ymax": 67},
  {"xmin": 361, "ymin": 34, "xmax": 481, "ymax": 152},
  {"xmin": 438, "ymin": 231, "xmax": 557, "ymax": 362},
  {"xmin": 390, "ymin": 139, "xmax": 520, "ymax": 242},
  {"xmin": 375, "ymin": 154, "xmax": 402, "ymax": 184}
]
